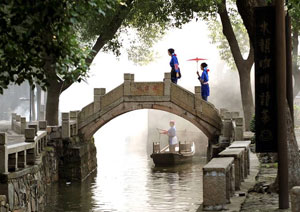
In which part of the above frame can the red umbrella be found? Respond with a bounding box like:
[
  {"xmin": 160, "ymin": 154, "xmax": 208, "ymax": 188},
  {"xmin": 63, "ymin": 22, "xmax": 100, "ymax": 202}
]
[{"xmin": 187, "ymin": 57, "xmax": 207, "ymax": 71}]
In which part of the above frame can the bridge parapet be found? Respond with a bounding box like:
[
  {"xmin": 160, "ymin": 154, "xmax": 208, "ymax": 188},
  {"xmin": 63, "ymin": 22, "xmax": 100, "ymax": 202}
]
[
  {"xmin": 11, "ymin": 113, "xmax": 26, "ymax": 134},
  {"xmin": 62, "ymin": 111, "xmax": 79, "ymax": 139},
  {"xmin": 0, "ymin": 122, "xmax": 48, "ymax": 174}
]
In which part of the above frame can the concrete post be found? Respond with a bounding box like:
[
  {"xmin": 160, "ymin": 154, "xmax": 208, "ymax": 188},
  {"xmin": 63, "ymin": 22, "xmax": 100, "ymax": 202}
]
[
  {"xmin": 20, "ymin": 117, "xmax": 26, "ymax": 134},
  {"xmin": 62, "ymin": 112, "xmax": 70, "ymax": 139},
  {"xmin": 0, "ymin": 133, "xmax": 8, "ymax": 173},
  {"xmin": 17, "ymin": 151, "xmax": 26, "ymax": 169},
  {"xmin": 25, "ymin": 128, "xmax": 35, "ymax": 142},
  {"xmin": 94, "ymin": 88, "xmax": 106, "ymax": 113},
  {"xmin": 124, "ymin": 73, "xmax": 132, "ymax": 96},
  {"xmin": 164, "ymin": 73, "xmax": 171, "ymax": 96},
  {"xmin": 131, "ymin": 74, "xmax": 135, "ymax": 82},
  {"xmin": 291, "ymin": 186, "xmax": 300, "ymax": 212},
  {"xmin": 194, "ymin": 86, "xmax": 202, "ymax": 112}
]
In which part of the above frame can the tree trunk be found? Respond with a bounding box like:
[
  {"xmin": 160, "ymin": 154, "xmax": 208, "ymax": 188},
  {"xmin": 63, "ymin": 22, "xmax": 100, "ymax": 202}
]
[
  {"xmin": 271, "ymin": 101, "xmax": 300, "ymax": 191},
  {"xmin": 218, "ymin": 0, "xmax": 254, "ymax": 130},
  {"xmin": 239, "ymin": 69, "xmax": 255, "ymax": 130},
  {"xmin": 292, "ymin": 29, "xmax": 300, "ymax": 99},
  {"xmin": 45, "ymin": 79, "xmax": 62, "ymax": 126}
]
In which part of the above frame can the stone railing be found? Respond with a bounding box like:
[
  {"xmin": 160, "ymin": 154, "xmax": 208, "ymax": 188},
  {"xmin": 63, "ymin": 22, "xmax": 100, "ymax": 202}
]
[
  {"xmin": 203, "ymin": 140, "xmax": 251, "ymax": 210},
  {"xmin": 219, "ymin": 109, "xmax": 244, "ymax": 142},
  {"xmin": 11, "ymin": 113, "xmax": 26, "ymax": 134},
  {"xmin": 61, "ymin": 111, "xmax": 79, "ymax": 139},
  {"xmin": 0, "ymin": 195, "xmax": 9, "ymax": 212},
  {"xmin": 0, "ymin": 121, "xmax": 48, "ymax": 174}
]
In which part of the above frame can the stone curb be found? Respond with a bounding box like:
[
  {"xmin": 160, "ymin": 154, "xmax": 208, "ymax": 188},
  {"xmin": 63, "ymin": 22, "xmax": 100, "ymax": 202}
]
[{"xmin": 197, "ymin": 152, "xmax": 259, "ymax": 212}]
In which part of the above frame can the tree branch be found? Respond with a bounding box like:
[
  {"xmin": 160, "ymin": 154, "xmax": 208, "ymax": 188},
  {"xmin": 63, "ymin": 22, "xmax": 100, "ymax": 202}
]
[
  {"xmin": 61, "ymin": 0, "xmax": 135, "ymax": 92},
  {"xmin": 218, "ymin": 0, "xmax": 244, "ymax": 71}
]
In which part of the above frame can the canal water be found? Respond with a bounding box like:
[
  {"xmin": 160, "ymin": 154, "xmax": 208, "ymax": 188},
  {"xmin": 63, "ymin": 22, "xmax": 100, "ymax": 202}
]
[{"xmin": 45, "ymin": 111, "xmax": 206, "ymax": 212}]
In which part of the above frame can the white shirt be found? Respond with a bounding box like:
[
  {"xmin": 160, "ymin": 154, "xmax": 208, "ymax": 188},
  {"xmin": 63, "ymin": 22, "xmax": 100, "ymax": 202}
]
[{"xmin": 168, "ymin": 126, "xmax": 178, "ymax": 145}]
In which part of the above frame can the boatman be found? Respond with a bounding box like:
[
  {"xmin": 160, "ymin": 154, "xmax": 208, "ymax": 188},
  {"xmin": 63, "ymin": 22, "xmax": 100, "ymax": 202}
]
[{"xmin": 160, "ymin": 120, "xmax": 178, "ymax": 153}]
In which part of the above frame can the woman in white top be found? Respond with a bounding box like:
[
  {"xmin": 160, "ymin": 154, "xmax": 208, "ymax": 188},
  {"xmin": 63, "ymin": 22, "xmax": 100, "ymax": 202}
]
[{"xmin": 160, "ymin": 120, "xmax": 178, "ymax": 153}]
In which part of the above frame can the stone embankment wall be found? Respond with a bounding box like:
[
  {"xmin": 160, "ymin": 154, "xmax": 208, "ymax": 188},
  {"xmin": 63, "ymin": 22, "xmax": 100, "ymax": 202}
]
[{"xmin": 0, "ymin": 148, "xmax": 58, "ymax": 212}]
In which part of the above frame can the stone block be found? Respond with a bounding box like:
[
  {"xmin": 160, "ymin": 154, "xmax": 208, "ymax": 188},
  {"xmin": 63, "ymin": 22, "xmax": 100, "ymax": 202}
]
[
  {"xmin": 235, "ymin": 117, "xmax": 244, "ymax": 126},
  {"xmin": 70, "ymin": 111, "xmax": 79, "ymax": 120},
  {"xmin": 194, "ymin": 86, "xmax": 201, "ymax": 94},
  {"xmin": 219, "ymin": 108, "xmax": 228, "ymax": 117},
  {"xmin": 222, "ymin": 120, "xmax": 233, "ymax": 138},
  {"xmin": 61, "ymin": 112, "xmax": 70, "ymax": 120},
  {"xmin": 28, "ymin": 124, "xmax": 38, "ymax": 135},
  {"xmin": 0, "ymin": 133, "xmax": 7, "ymax": 145},
  {"xmin": 124, "ymin": 73, "xmax": 132, "ymax": 81},
  {"xmin": 131, "ymin": 74, "xmax": 135, "ymax": 82},
  {"xmin": 229, "ymin": 140, "xmax": 251, "ymax": 176},
  {"xmin": 20, "ymin": 117, "xmax": 26, "ymax": 134},
  {"xmin": 203, "ymin": 157, "xmax": 234, "ymax": 210},
  {"xmin": 25, "ymin": 128, "xmax": 35, "ymax": 141},
  {"xmin": 234, "ymin": 126, "xmax": 244, "ymax": 141},
  {"xmin": 231, "ymin": 112, "xmax": 239, "ymax": 118},
  {"xmin": 38, "ymin": 121, "xmax": 47, "ymax": 130},
  {"xmin": 291, "ymin": 186, "xmax": 300, "ymax": 212},
  {"xmin": 164, "ymin": 72, "xmax": 171, "ymax": 80},
  {"xmin": 15, "ymin": 115, "xmax": 21, "ymax": 122},
  {"xmin": 219, "ymin": 148, "xmax": 245, "ymax": 190},
  {"xmin": 94, "ymin": 88, "xmax": 106, "ymax": 96},
  {"xmin": 224, "ymin": 112, "xmax": 232, "ymax": 120}
]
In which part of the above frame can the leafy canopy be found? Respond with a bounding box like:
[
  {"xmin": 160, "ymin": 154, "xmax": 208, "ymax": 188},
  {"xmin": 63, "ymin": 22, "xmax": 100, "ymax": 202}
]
[{"xmin": 0, "ymin": 0, "xmax": 111, "ymax": 93}]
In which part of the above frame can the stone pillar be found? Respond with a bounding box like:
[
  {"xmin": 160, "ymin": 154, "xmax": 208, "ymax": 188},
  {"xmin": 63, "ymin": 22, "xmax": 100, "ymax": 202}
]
[
  {"xmin": 38, "ymin": 121, "xmax": 47, "ymax": 130},
  {"xmin": 291, "ymin": 186, "xmax": 300, "ymax": 212},
  {"xmin": 234, "ymin": 117, "xmax": 244, "ymax": 141},
  {"xmin": 28, "ymin": 124, "xmax": 38, "ymax": 136},
  {"xmin": 222, "ymin": 112, "xmax": 232, "ymax": 138},
  {"xmin": 94, "ymin": 88, "xmax": 106, "ymax": 113},
  {"xmin": 25, "ymin": 128, "xmax": 35, "ymax": 142},
  {"xmin": 70, "ymin": 111, "xmax": 79, "ymax": 136},
  {"xmin": 20, "ymin": 117, "xmax": 26, "ymax": 134},
  {"xmin": 124, "ymin": 73, "xmax": 132, "ymax": 96},
  {"xmin": 164, "ymin": 72, "xmax": 171, "ymax": 96},
  {"xmin": 61, "ymin": 112, "xmax": 70, "ymax": 139},
  {"xmin": 11, "ymin": 113, "xmax": 16, "ymax": 131},
  {"xmin": 194, "ymin": 86, "xmax": 202, "ymax": 112},
  {"xmin": 231, "ymin": 112, "xmax": 240, "ymax": 119},
  {"xmin": 219, "ymin": 108, "xmax": 228, "ymax": 119},
  {"xmin": 0, "ymin": 133, "xmax": 8, "ymax": 173}
]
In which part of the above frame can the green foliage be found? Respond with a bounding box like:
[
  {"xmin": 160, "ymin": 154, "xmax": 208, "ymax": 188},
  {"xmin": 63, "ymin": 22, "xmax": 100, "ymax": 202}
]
[
  {"xmin": 289, "ymin": 0, "xmax": 300, "ymax": 31},
  {"xmin": 207, "ymin": 0, "xmax": 250, "ymax": 71},
  {"xmin": 0, "ymin": 0, "xmax": 110, "ymax": 93}
]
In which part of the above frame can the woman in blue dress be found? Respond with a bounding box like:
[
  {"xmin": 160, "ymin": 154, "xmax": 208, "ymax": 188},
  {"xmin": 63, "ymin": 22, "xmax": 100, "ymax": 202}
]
[
  {"xmin": 197, "ymin": 63, "xmax": 210, "ymax": 101},
  {"xmin": 168, "ymin": 48, "xmax": 180, "ymax": 84}
]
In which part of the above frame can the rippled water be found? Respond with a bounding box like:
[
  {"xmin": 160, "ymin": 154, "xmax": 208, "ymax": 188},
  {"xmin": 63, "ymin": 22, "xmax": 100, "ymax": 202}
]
[{"xmin": 45, "ymin": 111, "xmax": 206, "ymax": 212}]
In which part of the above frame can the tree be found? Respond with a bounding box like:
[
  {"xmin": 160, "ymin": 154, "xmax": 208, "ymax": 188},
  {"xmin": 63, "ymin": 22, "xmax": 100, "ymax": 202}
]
[
  {"xmin": 0, "ymin": 0, "xmax": 102, "ymax": 94},
  {"xmin": 236, "ymin": 0, "xmax": 300, "ymax": 190},
  {"xmin": 289, "ymin": 0, "xmax": 300, "ymax": 98}
]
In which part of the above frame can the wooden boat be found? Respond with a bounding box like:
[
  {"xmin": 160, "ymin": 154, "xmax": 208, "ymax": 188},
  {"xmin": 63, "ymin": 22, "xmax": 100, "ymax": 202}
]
[{"xmin": 150, "ymin": 142, "xmax": 195, "ymax": 166}]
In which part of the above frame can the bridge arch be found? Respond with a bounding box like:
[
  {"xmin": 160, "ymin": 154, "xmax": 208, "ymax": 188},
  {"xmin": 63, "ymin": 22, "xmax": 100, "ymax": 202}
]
[{"xmin": 77, "ymin": 73, "xmax": 222, "ymax": 142}]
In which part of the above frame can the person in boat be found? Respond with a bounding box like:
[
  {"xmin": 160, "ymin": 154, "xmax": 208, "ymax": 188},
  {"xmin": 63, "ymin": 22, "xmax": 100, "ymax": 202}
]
[
  {"xmin": 160, "ymin": 120, "xmax": 178, "ymax": 153},
  {"xmin": 197, "ymin": 62, "xmax": 210, "ymax": 101},
  {"xmin": 168, "ymin": 48, "xmax": 181, "ymax": 84}
]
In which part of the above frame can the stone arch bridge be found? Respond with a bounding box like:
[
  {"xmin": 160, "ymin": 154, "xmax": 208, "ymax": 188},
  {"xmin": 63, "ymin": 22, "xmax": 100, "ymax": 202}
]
[{"xmin": 64, "ymin": 73, "xmax": 223, "ymax": 143}]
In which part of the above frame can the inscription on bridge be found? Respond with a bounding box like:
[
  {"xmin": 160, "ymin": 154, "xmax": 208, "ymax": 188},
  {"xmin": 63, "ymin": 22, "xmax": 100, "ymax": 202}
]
[{"xmin": 130, "ymin": 82, "xmax": 164, "ymax": 96}]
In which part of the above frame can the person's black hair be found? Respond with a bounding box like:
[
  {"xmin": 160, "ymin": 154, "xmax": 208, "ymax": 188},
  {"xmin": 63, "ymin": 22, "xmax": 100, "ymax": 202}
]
[
  {"xmin": 201, "ymin": 62, "xmax": 208, "ymax": 68},
  {"xmin": 168, "ymin": 48, "xmax": 175, "ymax": 54}
]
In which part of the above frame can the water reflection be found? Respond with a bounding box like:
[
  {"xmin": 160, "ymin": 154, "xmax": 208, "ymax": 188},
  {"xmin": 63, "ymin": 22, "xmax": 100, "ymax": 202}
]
[{"xmin": 45, "ymin": 111, "xmax": 206, "ymax": 212}]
